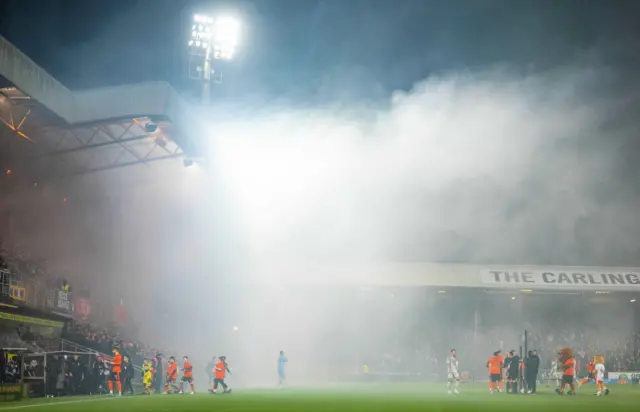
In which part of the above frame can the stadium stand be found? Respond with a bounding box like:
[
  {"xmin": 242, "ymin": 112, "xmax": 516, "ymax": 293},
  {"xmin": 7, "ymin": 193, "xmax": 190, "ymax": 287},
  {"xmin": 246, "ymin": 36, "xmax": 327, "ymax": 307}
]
[
  {"xmin": 3, "ymin": 228, "xmax": 640, "ymax": 391},
  {"xmin": 63, "ymin": 320, "xmax": 174, "ymax": 367}
]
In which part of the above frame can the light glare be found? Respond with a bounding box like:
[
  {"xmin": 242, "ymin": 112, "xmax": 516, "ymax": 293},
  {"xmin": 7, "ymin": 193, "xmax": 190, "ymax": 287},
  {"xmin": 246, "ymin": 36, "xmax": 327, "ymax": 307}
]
[{"xmin": 213, "ymin": 16, "xmax": 240, "ymax": 56}]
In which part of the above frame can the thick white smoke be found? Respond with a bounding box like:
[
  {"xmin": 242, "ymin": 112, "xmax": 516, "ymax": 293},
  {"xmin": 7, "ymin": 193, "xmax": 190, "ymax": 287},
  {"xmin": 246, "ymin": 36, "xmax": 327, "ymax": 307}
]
[
  {"xmin": 206, "ymin": 66, "xmax": 634, "ymax": 274},
  {"xmin": 4, "ymin": 64, "xmax": 639, "ymax": 387}
]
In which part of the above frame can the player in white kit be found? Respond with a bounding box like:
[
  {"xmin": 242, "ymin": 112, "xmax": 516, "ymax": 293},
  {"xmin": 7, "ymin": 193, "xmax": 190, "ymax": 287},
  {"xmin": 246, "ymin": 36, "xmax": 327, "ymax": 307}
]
[
  {"xmin": 594, "ymin": 355, "xmax": 610, "ymax": 396},
  {"xmin": 446, "ymin": 349, "xmax": 461, "ymax": 394}
]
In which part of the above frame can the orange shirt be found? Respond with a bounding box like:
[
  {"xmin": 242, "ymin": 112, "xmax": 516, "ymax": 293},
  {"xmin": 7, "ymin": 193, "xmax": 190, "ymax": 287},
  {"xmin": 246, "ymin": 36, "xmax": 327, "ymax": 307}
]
[
  {"xmin": 183, "ymin": 361, "xmax": 193, "ymax": 378},
  {"xmin": 486, "ymin": 355, "xmax": 503, "ymax": 374},
  {"xmin": 215, "ymin": 361, "xmax": 227, "ymax": 379},
  {"xmin": 167, "ymin": 362, "xmax": 178, "ymax": 379},
  {"xmin": 112, "ymin": 354, "xmax": 122, "ymax": 373},
  {"xmin": 563, "ymin": 357, "xmax": 576, "ymax": 376},
  {"xmin": 586, "ymin": 361, "xmax": 595, "ymax": 374}
]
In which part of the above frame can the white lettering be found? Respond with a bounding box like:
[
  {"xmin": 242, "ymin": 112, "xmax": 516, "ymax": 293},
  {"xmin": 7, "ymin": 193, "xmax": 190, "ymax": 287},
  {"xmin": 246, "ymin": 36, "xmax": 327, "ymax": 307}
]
[{"xmin": 57, "ymin": 291, "xmax": 71, "ymax": 310}]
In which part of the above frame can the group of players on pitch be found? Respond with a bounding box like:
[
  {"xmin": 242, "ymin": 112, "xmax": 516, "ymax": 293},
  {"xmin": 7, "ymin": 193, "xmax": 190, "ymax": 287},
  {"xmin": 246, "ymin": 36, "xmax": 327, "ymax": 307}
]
[
  {"xmin": 446, "ymin": 347, "xmax": 610, "ymax": 396},
  {"xmin": 106, "ymin": 346, "xmax": 232, "ymax": 396}
]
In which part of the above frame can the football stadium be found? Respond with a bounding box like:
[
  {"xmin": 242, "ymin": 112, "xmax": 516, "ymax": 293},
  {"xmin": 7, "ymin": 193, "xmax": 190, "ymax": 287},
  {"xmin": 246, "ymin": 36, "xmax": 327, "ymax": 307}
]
[{"xmin": 2, "ymin": 2, "xmax": 640, "ymax": 412}]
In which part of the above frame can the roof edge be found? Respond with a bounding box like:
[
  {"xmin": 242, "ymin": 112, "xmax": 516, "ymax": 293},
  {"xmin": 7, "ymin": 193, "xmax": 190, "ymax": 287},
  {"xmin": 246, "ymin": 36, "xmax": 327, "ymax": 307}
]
[{"xmin": 0, "ymin": 35, "xmax": 74, "ymax": 122}]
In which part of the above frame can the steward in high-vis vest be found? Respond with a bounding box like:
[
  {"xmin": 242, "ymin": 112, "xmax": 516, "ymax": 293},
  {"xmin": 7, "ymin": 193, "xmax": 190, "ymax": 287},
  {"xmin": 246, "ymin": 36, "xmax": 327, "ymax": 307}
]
[{"xmin": 209, "ymin": 356, "xmax": 232, "ymax": 394}]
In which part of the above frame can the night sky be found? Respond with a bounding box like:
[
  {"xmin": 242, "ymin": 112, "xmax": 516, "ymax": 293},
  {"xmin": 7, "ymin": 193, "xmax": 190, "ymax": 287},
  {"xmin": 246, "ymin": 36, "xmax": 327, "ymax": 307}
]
[{"xmin": 1, "ymin": 0, "xmax": 639, "ymax": 102}]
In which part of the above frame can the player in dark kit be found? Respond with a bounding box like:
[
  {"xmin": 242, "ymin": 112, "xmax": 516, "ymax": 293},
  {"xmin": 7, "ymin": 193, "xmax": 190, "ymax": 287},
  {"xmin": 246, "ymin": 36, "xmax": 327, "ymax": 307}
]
[
  {"xmin": 524, "ymin": 350, "xmax": 540, "ymax": 393},
  {"xmin": 504, "ymin": 350, "xmax": 521, "ymax": 394}
]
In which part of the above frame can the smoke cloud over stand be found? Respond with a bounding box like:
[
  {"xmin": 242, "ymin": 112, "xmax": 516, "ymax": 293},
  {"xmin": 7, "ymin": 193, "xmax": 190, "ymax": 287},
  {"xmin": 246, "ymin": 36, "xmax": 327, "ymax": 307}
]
[
  {"xmin": 158, "ymin": 65, "xmax": 640, "ymax": 386},
  {"xmin": 208, "ymin": 66, "xmax": 635, "ymax": 269}
]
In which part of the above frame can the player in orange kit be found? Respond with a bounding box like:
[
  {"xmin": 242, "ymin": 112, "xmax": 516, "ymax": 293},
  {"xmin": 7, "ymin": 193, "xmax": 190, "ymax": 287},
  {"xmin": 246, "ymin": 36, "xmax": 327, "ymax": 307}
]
[
  {"xmin": 179, "ymin": 356, "xmax": 195, "ymax": 395},
  {"xmin": 108, "ymin": 347, "xmax": 123, "ymax": 396},
  {"xmin": 210, "ymin": 356, "xmax": 232, "ymax": 394},
  {"xmin": 486, "ymin": 350, "xmax": 504, "ymax": 394},
  {"xmin": 578, "ymin": 358, "xmax": 595, "ymax": 387},
  {"xmin": 164, "ymin": 357, "xmax": 179, "ymax": 394}
]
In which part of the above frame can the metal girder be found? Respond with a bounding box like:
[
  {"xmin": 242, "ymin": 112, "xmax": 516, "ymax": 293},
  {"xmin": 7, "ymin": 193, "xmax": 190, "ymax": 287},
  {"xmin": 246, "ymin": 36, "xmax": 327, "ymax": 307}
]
[
  {"xmin": 0, "ymin": 88, "xmax": 35, "ymax": 143},
  {"xmin": 36, "ymin": 117, "xmax": 184, "ymax": 177},
  {"xmin": 68, "ymin": 153, "xmax": 184, "ymax": 176},
  {"xmin": 45, "ymin": 134, "xmax": 149, "ymax": 156},
  {"xmin": 1, "ymin": 86, "xmax": 187, "ymax": 180}
]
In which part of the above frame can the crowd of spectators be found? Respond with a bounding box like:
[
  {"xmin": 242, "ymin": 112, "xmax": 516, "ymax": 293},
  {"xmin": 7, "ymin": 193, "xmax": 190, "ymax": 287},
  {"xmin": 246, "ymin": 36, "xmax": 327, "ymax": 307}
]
[
  {"xmin": 63, "ymin": 321, "xmax": 175, "ymax": 367},
  {"xmin": 0, "ymin": 240, "xmax": 48, "ymax": 279},
  {"xmin": 2, "ymin": 237, "xmax": 175, "ymax": 371},
  {"xmin": 527, "ymin": 329, "xmax": 640, "ymax": 373},
  {"xmin": 356, "ymin": 295, "xmax": 640, "ymax": 380}
]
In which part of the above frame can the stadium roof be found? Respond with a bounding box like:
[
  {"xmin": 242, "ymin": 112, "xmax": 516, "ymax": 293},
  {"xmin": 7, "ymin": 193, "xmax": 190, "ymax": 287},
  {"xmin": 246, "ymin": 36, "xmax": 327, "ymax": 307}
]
[
  {"xmin": 240, "ymin": 262, "xmax": 640, "ymax": 291},
  {"xmin": 0, "ymin": 35, "xmax": 197, "ymax": 181}
]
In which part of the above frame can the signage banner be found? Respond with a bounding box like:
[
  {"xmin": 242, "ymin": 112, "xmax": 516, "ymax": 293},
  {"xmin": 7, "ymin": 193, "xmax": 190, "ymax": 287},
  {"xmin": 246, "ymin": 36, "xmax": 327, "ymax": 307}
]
[
  {"xmin": 74, "ymin": 297, "xmax": 91, "ymax": 320},
  {"xmin": 0, "ymin": 384, "xmax": 22, "ymax": 402},
  {"xmin": 0, "ymin": 311, "xmax": 64, "ymax": 328},
  {"xmin": 56, "ymin": 290, "xmax": 73, "ymax": 312},
  {"xmin": 607, "ymin": 372, "xmax": 640, "ymax": 382},
  {"xmin": 9, "ymin": 286, "xmax": 26, "ymax": 301},
  {"xmin": 115, "ymin": 301, "xmax": 127, "ymax": 325},
  {"xmin": 480, "ymin": 269, "xmax": 640, "ymax": 288}
]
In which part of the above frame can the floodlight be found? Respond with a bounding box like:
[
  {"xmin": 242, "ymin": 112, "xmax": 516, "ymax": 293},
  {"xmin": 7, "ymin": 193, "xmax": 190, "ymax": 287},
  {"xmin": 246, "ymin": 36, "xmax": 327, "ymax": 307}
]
[
  {"xmin": 213, "ymin": 16, "xmax": 240, "ymax": 56},
  {"xmin": 188, "ymin": 13, "xmax": 243, "ymax": 103}
]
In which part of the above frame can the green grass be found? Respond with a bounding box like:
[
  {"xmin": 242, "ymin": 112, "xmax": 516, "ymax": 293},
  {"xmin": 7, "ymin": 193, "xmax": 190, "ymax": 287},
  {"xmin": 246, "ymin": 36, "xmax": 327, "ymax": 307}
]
[{"xmin": 1, "ymin": 383, "xmax": 638, "ymax": 411}]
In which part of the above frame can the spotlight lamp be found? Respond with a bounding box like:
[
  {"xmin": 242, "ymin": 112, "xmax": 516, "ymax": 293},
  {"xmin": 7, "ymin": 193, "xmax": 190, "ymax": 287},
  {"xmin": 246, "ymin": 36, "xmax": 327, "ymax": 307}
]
[{"xmin": 188, "ymin": 14, "xmax": 240, "ymax": 60}]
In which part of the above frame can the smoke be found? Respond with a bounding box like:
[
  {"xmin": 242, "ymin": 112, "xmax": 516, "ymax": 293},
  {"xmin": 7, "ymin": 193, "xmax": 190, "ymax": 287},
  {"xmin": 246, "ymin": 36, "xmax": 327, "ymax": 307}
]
[
  {"xmin": 206, "ymin": 65, "xmax": 638, "ymax": 273},
  {"xmin": 123, "ymin": 65, "xmax": 635, "ymax": 386},
  {"xmin": 4, "ymin": 62, "xmax": 640, "ymax": 387}
]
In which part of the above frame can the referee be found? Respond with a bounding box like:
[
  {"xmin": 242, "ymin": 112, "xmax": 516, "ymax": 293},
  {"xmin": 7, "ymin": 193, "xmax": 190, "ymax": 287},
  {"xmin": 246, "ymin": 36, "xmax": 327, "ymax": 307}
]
[{"xmin": 505, "ymin": 350, "xmax": 521, "ymax": 394}]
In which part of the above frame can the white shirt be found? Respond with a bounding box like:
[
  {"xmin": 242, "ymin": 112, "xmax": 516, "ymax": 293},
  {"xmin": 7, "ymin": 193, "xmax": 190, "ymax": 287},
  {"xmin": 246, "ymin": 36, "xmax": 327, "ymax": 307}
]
[
  {"xmin": 447, "ymin": 355, "xmax": 459, "ymax": 375},
  {"xmin": 594, "ymin": 363, "xmax": 605, "ymax": 381}
]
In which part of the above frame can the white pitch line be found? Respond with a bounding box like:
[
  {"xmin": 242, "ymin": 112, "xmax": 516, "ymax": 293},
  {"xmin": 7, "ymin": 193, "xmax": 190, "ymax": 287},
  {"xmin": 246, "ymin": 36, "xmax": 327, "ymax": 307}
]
[{"xmin": 0, "ymin": 396, "xmax": 120, "ymax": 410}]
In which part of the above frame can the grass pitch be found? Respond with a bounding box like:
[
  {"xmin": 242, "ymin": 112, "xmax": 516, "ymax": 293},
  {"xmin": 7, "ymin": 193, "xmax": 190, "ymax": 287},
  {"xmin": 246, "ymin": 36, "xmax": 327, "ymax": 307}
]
[{"xmin": 1, "ymin": 383, "xmax": 638, "ymax": 412}]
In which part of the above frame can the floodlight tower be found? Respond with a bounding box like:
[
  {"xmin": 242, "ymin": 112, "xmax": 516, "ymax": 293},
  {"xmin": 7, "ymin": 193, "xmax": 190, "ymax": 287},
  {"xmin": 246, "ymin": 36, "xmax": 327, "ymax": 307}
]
[{"xmin": 188, "ymin": 14, "xmax": 240, "ymax": 105}]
